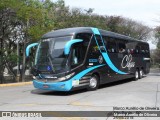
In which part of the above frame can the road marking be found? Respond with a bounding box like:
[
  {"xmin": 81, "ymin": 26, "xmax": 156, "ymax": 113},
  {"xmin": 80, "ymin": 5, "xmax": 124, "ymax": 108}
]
[
  {"xmin": 20, "ymin": 104, "xmax": 37, "ymax": 106},
  {"xmin": 70, "ymin": 102, "xmax": 92, "ymax": 106},
  {"xmin": 0, "ymin": 81, "xmax": 32, "ymax": 87}
]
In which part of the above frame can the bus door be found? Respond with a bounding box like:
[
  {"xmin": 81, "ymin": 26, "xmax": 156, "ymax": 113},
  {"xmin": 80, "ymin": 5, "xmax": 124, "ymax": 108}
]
[
  {"xmin": 70, "ymin": 43, "xmax": 85, "ymax": 70},
  {"xmin": 70, "ymin": 33, "xmax": 92, "ymax": 71}
]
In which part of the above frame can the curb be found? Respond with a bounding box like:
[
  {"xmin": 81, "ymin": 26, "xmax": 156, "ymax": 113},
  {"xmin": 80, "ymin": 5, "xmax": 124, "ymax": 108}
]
[{"xmin": 0, "ymin": 81, "xmax": 32, "ymax": 87}]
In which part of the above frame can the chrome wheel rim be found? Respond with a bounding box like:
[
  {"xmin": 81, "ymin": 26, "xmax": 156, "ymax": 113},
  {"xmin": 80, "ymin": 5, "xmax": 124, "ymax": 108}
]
[
  {"xmin": 135, "ymin": 71, "xmax": 139, "ymax": 79},
  {"xmin": 89, "ymin": 77, "xmax": 97, "ymax": 88},
  {"xmin": 140, "ymin": 70, "xmax": 143, "ymax": 77}
]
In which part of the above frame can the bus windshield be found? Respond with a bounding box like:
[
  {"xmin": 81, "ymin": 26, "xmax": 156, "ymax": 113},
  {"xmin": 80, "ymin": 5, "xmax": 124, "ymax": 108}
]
[{"xmin": 35, "ymin": 36, "xmax": 72, "ymax": 73}]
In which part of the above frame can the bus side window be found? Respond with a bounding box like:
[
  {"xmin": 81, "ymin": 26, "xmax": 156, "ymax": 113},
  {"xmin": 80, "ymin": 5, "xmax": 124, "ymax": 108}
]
[
  {"xmin": 126, "ymin": 42, "xmax": 137, "ymax": 54},
  {"xmin": 135, "ymin": 45, "xmax": 140, "ymax": 54},
  {"xmin": 118, "ymin": 41, "xmax": 126, "ymax": 53},
  {"xmin": 95, "ymin": 35, "xmax": 106, "ymax": 52},
  {"xmin": 103, "ymin": 36, "xmax": 107, "ymax": 45},
  {"xmin": 71, "ymin": 43, "xmax": 84, "ymax": 68},
  {"xmin": 91, "ymin": 45, "xmax": 99, "ymax": 53},
  {"xmin": 106, "ymin": 38, "xmax": 116, "ymax": 53},
  {"xmin": 140, "ymin": 44, "xmax": 150, "ymax": 56},
  {"xmin": 72, "ymin": 48, "xmax": 78, "ymax": 65},
  {"xmin": 140, "ymin": 45, "xmax": 146, "ymax": 54}
]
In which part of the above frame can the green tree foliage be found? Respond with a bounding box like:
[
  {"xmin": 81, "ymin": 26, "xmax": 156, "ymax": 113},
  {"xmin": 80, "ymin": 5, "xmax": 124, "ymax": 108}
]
[
  {"xmin": 0, "ymin": 0, "xmax": 55, "ymax": 83},
  {"xmin": 0, "ymin": 0, "xmax": 21, "ymax": 83},
  {"xmin": 155, "ymin": 26, "xmax": 160, "ymax": 49},
  {"xmin": 152, "ymin": 26, "xmax": 160, "ymax": 65},
  {"xmin": 106, "ymin": 16, "xmax": 151, "ymax": 41}
]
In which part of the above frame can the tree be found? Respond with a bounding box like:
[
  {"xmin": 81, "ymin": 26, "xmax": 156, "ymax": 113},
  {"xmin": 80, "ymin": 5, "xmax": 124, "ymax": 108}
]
[
  {"xmin": 0, "ymin": 0, "xmax": 23, "ymax": 83},
  {"xmin": 106, "ymin": 16, "xmax": 151, "ymax": 41},
  {"xmin": 152, "ymin": 26, "xmax": 160, "ymax": 65},
  {"xmin": 0, "ymin": 0, "xmax": 55, "ymax": 83}
]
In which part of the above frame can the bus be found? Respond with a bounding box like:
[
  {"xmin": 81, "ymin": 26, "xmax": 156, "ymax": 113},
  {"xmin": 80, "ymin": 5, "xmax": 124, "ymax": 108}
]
[{"xmin": 26, "ymin": 27, "xmax": 150, "ymax": 91}]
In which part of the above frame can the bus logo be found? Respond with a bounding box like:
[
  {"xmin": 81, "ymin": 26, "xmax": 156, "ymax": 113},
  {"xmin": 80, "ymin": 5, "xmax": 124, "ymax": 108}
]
[
  {"xmin": 47, "ymin": 66, "xmax": 52, "ymax": 71},
  {"xmin": 121, "ymin": 54, "xmax": 135, "ymax": 69},
  {"xmin": 98, "ymin": 55, "xmax": 103, "ymax": 64}
]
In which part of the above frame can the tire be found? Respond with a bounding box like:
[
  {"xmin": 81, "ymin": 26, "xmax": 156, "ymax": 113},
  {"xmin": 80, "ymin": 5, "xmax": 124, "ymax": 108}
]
[
  {"xmin": 139, "ymin": 69, "xmax": 143, "ymax": 79},
  {"xmin": 87, "ymin": 75, "xmax": 99, "ymax": 91},
  {"xmin": 133, "ymin": 69, "xmax": 139, "ymax": 80}
]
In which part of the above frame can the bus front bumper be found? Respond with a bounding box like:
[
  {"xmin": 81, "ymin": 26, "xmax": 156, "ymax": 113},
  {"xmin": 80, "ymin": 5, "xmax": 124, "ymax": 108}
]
[{"xmin": 33, "ymin": 80, "xmax": 72, "ymax": 91}]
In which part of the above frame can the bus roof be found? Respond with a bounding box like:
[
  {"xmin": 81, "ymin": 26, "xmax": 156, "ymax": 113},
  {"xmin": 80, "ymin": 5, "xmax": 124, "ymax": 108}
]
[{"xmin": 42, "ymin": 27, "xmax": 147, "ymax": 44}]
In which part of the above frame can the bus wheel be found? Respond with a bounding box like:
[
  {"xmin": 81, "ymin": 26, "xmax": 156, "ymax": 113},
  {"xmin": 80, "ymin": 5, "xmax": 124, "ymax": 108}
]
[
  {"xmin": 87, "ymin": 75, "xmax": 99, "ymax": 91},
  {"xmin": 133, "ymin": 69, "xmax": 139, "ymax": 80},
  {"xmin": 139, "ymin": 69, "xmax": 143, "ymax": 79}
]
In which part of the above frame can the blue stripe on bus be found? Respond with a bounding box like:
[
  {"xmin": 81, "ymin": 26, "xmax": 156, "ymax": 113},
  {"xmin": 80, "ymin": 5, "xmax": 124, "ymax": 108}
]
[
  {"xmin": 91, "ymin": 28, "xmax": 100, "ymax": 35},
  {"xmin": 33, "ymin": 64, "xmax": 105, "ymax": 91},
  {"xmin": 102, "ymin": 53, "xmax": 126, "ymax": 74},
  {"xmin": 91, "ymin": 28, "xmax": 127, "ymax": 75},
  {"xmin": 70, "ymin": 64, "xmax": 105, "ymax": 81},
  {"xmin": 93, "ymin": 35, "xmax": 102, "ymax": 53}
]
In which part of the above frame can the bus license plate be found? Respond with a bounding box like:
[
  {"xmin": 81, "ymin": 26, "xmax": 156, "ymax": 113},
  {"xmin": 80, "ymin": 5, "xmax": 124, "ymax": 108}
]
[{"xmin": 43, "ymin": 84, "xmax": 49, "ymax": 88}]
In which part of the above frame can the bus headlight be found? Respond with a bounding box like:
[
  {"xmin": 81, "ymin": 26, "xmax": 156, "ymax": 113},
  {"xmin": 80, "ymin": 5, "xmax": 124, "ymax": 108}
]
[
  {"xmin": 33, "ymin": 76, "xmax": 36, "ymax": 79},
  {"xmin": 58, "ymin": 72, "xmax": 75, "ymax": 81},
  {"xmin": 66, "ymin": 72, "xmax": 75, "ymax": 79}
]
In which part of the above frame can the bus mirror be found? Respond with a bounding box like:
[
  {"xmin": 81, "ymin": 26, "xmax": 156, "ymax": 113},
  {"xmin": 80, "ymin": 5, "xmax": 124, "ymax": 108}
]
[
  {"xmin": 26, "ymin": 43, "xmax": 38, "ymax": 57},
  {"xmin": 64, "ymin": 39, "xmax": 83, "ymax": 55}
]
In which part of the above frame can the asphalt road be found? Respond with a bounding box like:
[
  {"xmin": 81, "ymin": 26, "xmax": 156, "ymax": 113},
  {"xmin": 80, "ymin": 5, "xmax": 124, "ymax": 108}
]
[{"xmin": 0, "ymin": 70, "xmax": 160, "ymax": 120}]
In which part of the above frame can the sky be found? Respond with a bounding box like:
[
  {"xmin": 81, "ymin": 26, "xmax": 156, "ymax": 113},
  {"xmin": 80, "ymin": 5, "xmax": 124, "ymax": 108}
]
[
  {"xmin": 52, "ymin": 0, "xmax": 159, "ymax": 48},
  {"xmin": 60, "ymin": 0, "xmax": 160, "ymax": 28}
]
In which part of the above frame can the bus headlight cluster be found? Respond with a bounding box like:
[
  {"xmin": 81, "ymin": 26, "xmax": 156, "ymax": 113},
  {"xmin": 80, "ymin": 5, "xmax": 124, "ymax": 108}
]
[
  {"xmin": 33, "ymin": 76, "xmax": 36, "ymax": 79},
  {"xmin": 57, "ymin": 72, "xmax": 75, "ymax": 81}
]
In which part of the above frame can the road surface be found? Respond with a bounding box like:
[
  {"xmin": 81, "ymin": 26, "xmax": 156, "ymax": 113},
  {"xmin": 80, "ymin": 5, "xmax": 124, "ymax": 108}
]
[{"xmin": 0, "ymin": 70, "xmax": 160, "ymax": 120}]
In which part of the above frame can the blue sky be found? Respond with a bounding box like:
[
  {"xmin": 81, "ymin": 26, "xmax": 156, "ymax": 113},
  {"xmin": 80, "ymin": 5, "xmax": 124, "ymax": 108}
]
[{"xmin": 52, "ymin": 0, "xmax": 160, "ymax": 28}]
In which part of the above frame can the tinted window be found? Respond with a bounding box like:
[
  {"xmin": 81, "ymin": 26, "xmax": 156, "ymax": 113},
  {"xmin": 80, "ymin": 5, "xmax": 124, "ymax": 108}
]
[
  {"xmin": 71, "ymin": 43, "xmax": 84, "ymax": 66},
  {"xmin": 106, "ymin": 37, "xmax": 117, "ymax": 53},
  {"xmin": 71, "ymin": 33, "xmax": 92, "ymax": 68},
  {"xmin": 140, "ymin": 43, "xmax": 150, "ymax": 56},
  {"xmin": 125, "ymin": 41, "xmax": 141, "ymax": 54},
  {"xmin": 118, "ymin": 41, "xmax": 126, "ymax": 53},
  {"xmin": 95, "ymin": 35, "xmax": 105, "ymax": 52}
]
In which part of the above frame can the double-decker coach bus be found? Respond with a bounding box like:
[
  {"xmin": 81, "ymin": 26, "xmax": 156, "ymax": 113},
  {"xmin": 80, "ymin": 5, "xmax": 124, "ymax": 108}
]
[{"xmin": 26, "ymin": 27, "xmax": 150, "ymax": 91}]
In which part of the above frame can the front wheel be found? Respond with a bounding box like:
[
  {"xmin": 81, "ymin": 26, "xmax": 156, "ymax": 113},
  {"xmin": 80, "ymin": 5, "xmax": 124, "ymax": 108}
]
[{"xmin": 87, "ymin": 75, "xmax": 99, "ymax": 91}]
